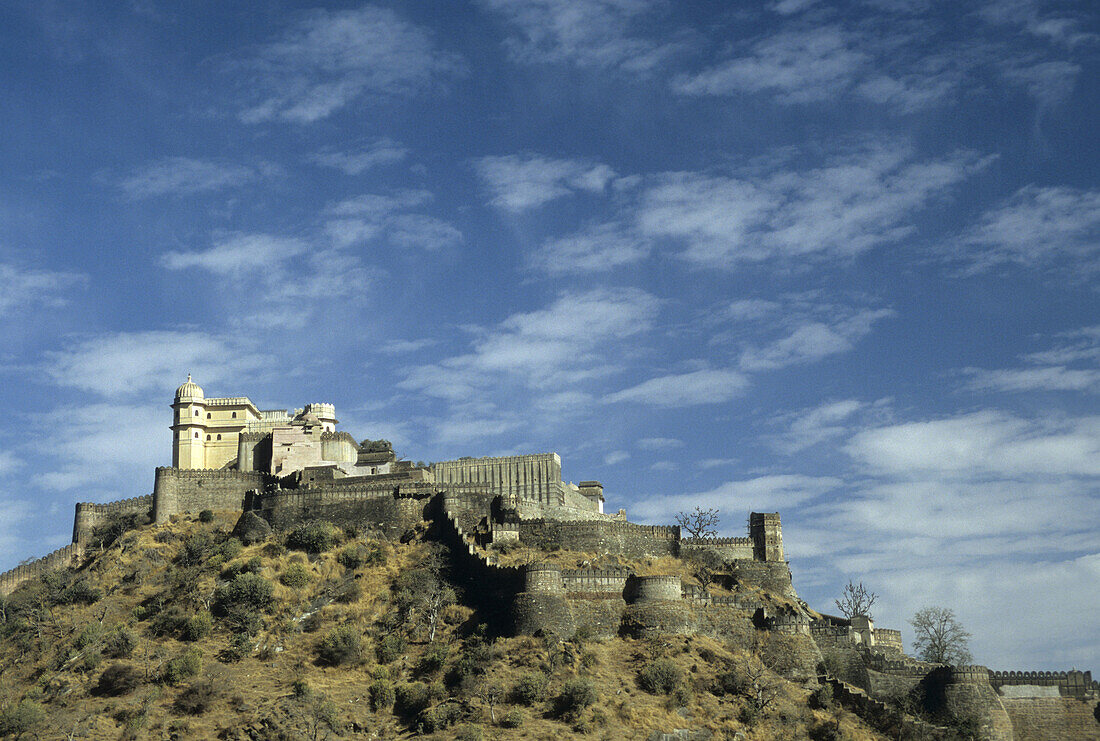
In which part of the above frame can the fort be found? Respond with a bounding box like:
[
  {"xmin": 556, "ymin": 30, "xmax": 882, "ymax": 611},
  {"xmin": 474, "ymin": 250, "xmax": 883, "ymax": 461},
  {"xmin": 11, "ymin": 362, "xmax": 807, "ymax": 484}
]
[{"xmin": 1, "ymin": 376, "xmax": 1096, "ymax": 740}]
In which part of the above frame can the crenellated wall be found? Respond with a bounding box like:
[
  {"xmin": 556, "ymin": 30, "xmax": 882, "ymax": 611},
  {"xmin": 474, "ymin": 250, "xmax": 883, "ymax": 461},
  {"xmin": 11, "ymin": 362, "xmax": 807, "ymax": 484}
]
[
  {"xmin": 72, "ymin": 494, "xmax": 154, "ymax": 544},
  {"xmin": 990, "ymin": 670, "xmax": 1097, "ymax": 698},
  {"xmin": 0, "ymin": 543, "xmax": 84, "ymax": 596},
  {"xmin": 518, "ymin": 519, "xmax": 680, "ymax": 557},
  {"xmin": 680, "ymin": 536, "xmax": 754, "ymax": 561},
  {"xmin": 153, "ymin": 467, "xmax": 266, "ymax": 523},
  {"xmin": 432, "ymin": 453, "xmax": 567, "ymax": 507}
]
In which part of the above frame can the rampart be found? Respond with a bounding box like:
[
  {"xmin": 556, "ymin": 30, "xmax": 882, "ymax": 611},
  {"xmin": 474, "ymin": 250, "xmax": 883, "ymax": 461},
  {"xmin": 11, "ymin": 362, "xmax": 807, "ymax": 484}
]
[
  {"xmin": 431, "ymin": 453, "xmax": 566, "ymax": 507},
  {"xmin": 0, "ymin": 543, "xmax": 84, "ymax": 597},
  {"xmin": 252, "ymin": 483, "xmax": 430, "ymax": 534},
  {"xmin": 73, "ymin": 494, "xmax": 154, "ymax": 544},
  {"xmin": 153, "ymin": 467, "xmax": 266, "ymax": 523},
  {"xmin": 989, "ymin": 670, "xmax": 1097, "ymax": 698},
  {"xmin": 518, "ymin": 519, "xmax": 679, "ymax": 558},
  {"xmin": 680, "ymin": 536, "xmax": 754, "ymax": 562}
]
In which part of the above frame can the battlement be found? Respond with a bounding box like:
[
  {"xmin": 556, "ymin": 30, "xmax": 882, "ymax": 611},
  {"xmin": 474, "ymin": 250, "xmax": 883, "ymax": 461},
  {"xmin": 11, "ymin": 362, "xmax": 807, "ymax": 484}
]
[
  {"xmin": 73, "ymin": 494, "xmax": 154, "ymax": 544},
  {"xmin": 989, "ymin": 670, "xmax": 1098, "ymax": 698},
  {"xmin": 0, "ymin": 543, "xmax": 84, "ymax": 596},
  {"xmin": 154, "ymin": 466, "xmax": 263, "ymax": 480},
  {"xmin": 681, "ymin": 536, "xmax": 753, "ymax": 546},
  {"xmin": 319, "ymin": 430, "xmax": 358, "ymax": 444},
  {"xmin": 950, "ymin": 665, "xmax": 993, "ymax": 684}
]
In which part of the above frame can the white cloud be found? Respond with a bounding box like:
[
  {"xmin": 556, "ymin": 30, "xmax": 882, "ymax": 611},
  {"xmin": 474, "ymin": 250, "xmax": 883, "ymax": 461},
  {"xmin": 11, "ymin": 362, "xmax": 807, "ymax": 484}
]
[
  {"xmin": 309, "ymin": 139, "xmax": 409, "ymax": 174},
  {"xmin": 845, "ymin": 411, "xmax": 1100, "ymax": 478},
  {"xmin": 386, "ymin": 214, "xmax": 463, "ymax": 251},
  {"xmin": 632, "ymin": 474, "xmax": 842, "ymax": 526},
  {"xmin": 475, "ymin": 154, "xmax": 616, "ymax": 211},
  {"xmin": 238, "ymin": 6, "xmax": 458, "ymax": 123},
  {"xmin": 604, "ymin": 450, "xmax": 630, "ymax": 465},
  {"xmin": 979, "ymin": 0, "xmax": 1097, "ymax": 48},
  {"xmin": 675, "ymin": 27, "xmax": 866, "ymax": 103},
  {"xmin": 963, "ymin": 366, "xmax": 1100, "ymax": 393},
  {"xmin": 772, "ymin": 399, "xmax": 875, "ymax": 453},
  {"xmin": 379, "ymin": 339, "xmax": 438, "ymax": 355},
  {"xmin": 118, "ymin": 157, "xmax": 257, "ymax": 199},
  {"xmin": 636, "ymin": 437, "xmax": 683, "ymax": 450},
  {"xmin": 0, "ymin": 262, "xmax": 84, "ymax": 316},
  {"xmin": 1002, "ymin": 60, "xmax": 1081, "ymax": 110},
  {"xmin": 162, "ymin": 234, "xmax": 308, "ymax": 273},
  {"xmin": 0, "ymin": 450, "xmax": 22, "ymax": 474},
  {"xmin": 323, "ymin": 190, "xmax": 461, "ymax": 251},
  {"xmin": 605, "ymin": 368, "xmax": 749, "ymax": 407},
  {"xmin": 529, "ymin": 223, "xmax": 650, "ymax": 275},
  {"xmin": 44, "ymin": 330, "xmax": 269, "ymax": 399},
  {"xmin": 479, "ymin": 0, "xmax": 677, "ymax": 72},
  {"xmin": 956, "ymin": 185, "xmax": 1100, "ymax": 273}
]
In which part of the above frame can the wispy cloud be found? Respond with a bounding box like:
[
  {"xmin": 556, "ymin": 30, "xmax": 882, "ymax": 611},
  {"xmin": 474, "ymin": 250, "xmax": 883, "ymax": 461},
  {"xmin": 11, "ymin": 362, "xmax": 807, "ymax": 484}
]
[
  {"xmin": 636, "ymin": 436, "xmax": 683, "ymax": 450},
  {"xmin": 769, "ymin": 398, "xmax": 890, "ymax": 453},
  {"xmin": 0, "ymin": 262, "xmax": 84, "ymax": 316},
  {"xmin": 534, "ymin": 141, "xmax": 988, "ymax": 273},
  {"xmin": 979, "ymin": 0, "xmax": 1098, "ymax": 48},
  {"xmin": 163, "ymin": 234, "xmax": 307, "ymax": 273},
  {"xmin": 44, "ymin": 330, "xmax": 269, "ymax": 399},
  {"xmin": 324, "ymin": 190, "xmax": 461, "ymax": 251},
  {"xmin": 475, "ymin": 154, "xmax": 616, "ymax": 211},
  {"xmin": 632, "ymin": 474, "xmax": 843, "ymax": 526},
  {"xmin": 309, "ymin": 138, "xmax": 409, "ymax": 174},
  {"xmin": 955, "ymin": 185, "xmax": 1100, "ymax": 274},
  {"xmin": 118, "ymin": 157, "xmax": 259, "ymax": 199},
  {"xmin": 479, "ymin": 0, "xmax": 679, "ymax": 72},
  {"xmin": 238, "ymin": 6, "xmax": 459, "ymax": 123},
  {"xmin": 605, "ymin": 368, "xmax": 749, "ymax": 407},
  {"xmin": 961, "ymin": 326, "xmax": 1100, "ymax": 394}
]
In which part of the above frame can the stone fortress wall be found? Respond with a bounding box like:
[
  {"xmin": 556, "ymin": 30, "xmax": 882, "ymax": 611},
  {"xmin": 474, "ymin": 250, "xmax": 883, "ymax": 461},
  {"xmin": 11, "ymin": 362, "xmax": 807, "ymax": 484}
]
[
  {"xmin": 0, "ymin": 543, "xmax": 84, "ymax": 597},
  {"xmin": 72, "ymin": 494, "xmax": 154, "ymax": 544}
]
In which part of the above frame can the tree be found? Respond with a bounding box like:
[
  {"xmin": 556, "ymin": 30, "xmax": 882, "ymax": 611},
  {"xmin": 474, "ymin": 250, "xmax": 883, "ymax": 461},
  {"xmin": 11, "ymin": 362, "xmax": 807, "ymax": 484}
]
[
  {"xmin": 909, "ymin": 607, "xmax": 972, "ymax": 665},
  {"xmin": 834, "ymin": 580, "xmax": 878, "ymax": 619},
  {"xmin": 676, "ymin": 507, "xmax": 720, "ymax": 539}
]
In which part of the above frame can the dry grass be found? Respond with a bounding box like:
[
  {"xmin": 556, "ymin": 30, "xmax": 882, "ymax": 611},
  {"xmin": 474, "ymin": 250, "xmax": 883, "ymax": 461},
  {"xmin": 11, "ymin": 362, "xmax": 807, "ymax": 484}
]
[{"xmin": 0, "ymin": 515, "xmax": 892, "ymax": 740}]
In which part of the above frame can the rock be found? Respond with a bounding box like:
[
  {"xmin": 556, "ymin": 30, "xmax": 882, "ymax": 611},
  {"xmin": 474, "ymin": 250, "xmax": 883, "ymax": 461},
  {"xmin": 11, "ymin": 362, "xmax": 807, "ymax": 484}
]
[{"xmin": 232, "ymin": 512, "xmax": 272, "ymax": 545}]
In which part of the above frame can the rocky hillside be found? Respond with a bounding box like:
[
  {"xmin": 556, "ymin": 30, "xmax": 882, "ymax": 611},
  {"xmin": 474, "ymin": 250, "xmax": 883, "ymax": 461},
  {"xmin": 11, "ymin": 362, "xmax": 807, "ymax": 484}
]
[{"xmin": 0, "ymin": 513, "xmax": 979, "ymax": 740}]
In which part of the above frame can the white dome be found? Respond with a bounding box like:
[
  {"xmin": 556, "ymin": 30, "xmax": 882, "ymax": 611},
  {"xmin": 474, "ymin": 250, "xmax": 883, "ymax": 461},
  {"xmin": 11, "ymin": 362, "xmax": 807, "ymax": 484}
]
[{"xmin": 175, "ymin": 373, "xmax": 204, "ymax": 401}]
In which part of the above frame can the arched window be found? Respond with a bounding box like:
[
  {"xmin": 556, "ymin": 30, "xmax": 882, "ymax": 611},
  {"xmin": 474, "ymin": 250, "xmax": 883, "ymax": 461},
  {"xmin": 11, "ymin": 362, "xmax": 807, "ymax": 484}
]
[
  {"xmin": 194, "ymin": 409, "xmax": 199, "ymax": 416},
  {"xmin": 207, "ymin": 412, "xmax": 211, "ymax": 418},
  {"xmin": 217, "ymin": 434, "xmax": 222, "ymax": 440},
  {"xmin": 194, "ymin": 431, "xmax": 199, "ymax": 438},
  {"xmin": 232, "ymin": 412, "xmax": 237, "ymax": 418},
  {"xmin": 206, "ymin": 435, "xmax": 211, "ymax": 441}
]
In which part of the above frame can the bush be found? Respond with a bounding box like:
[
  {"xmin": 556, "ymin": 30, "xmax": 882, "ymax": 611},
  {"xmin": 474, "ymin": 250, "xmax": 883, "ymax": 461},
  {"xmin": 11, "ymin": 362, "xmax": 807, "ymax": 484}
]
[
  {"xmin": 510, "ymin": 672, "xmax": 548, "ymax": 705},
  {"xmin": 419, "ymin": 701, "xmax": 464, "ymax": 733},
  {"xmin": 103, "ymin": 627, "xmax": 136, "ymax": 659},
  {"xmin": 809, "ymin": 683, "xmax": 837, "ymax": 710},
  {"xmin": 222, "ymin": 556, "xmax": 264, "ymax": 580},
  {"xmin": 0, "ymin": 700, "xmax": 45, "ymax": 738},
  {"xmin": 178, "ymin": 533, "xmax": 219, "ymax": 566},
  {"xmin": 369, "ymin": 678, "xmax": 395, "ymax": 711},
  {"xmin": 317, "ymin": 625, "xmax": 363, "ymax": 666},
  {"xmin": 184, "ymin": 612, "xmax": 213, "ymax": 641},
  {"xmin": 95, "ymin": 663, "xmax": 143, "ymax": 696},
  {"xmin": 638, "ymin": 658, "xmax": 682, "ymax": 695},
  {"xmin": 395, "ymin": 682, "xmax": 432, "ymax": 717},
  {"xmin": 286, "ymin": 521, "xmax": 339, "ymax": 553},
  {"xmin": 416, "ymin": 643, "xmax": 450, "ymax": 675},
  {"xmin": 150, "ymin": 607, "xmax": 191, "ymax": 638},
  {"xmin": 198, "ymin": 509, "xmax": 215, "ymax": 523},
  {"xmin": 212, "ymin": 573, "xmax": 274, "ymax": 624},
  {"xmin": 292, "ymin": 679, "xmax": 312, "ymax": 699},
  {"xmin": 337, "ymin": 546, "xmax": 364, "ymax": 570},
  {"xmin": 454, "ymin": 724, "xmax": 483, "ymax": 741},
  {"xmin": 159, "ymin": 649, "xmax": 202, "ymax": 686},
  {"xmin": 174, "ymin": 679, "xmax": 220, "ymax": 714},
  {"xmin": 556, "ymin": 678, "xmax": 597, "ymax": 719},
  {"xmin": 280, "ymin": 563, "xmax": 311, "ymax": 589},
  {"xmin": 376, "ymin": 633, "xmax": 406, "ymax": 664},
  {"xmin": 332, "ymin": 579, "xmax": 361, "ymax": 603},
  {"xmin": 74, "ymin": 622, "xmax": 104, "ymax": 650},
  {"xmin": 500, "ymin": 706, "xmax": 524, "ymax": 728},
  {"xmin": 219, "ymin": 632, "xmax": 253, "ymax": 663}
]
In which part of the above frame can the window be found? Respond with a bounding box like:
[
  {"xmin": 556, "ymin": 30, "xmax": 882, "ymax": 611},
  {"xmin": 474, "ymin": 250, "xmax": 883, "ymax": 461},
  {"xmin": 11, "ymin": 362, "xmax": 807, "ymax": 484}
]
[
  {"xmin": 194, "ymin": 409, "xmax": 199, "ymax": 416},
  {"xmin": 207, "ymin": 412, "xmax": 211, "ymax": 418},
  {"xmin": 194, "ymin": 431, "xmax": 199, "ymax": 438},
  {"xmin": 232, "ymin": 412, "xmax": 237, "ymax": 418},
  {"xmin": 206, "ymin": 435, "xmax": 211, "ymax": 440},
  {"xmin": 217, "ymin": 434, "xmax": 222, "ymax": 440}
]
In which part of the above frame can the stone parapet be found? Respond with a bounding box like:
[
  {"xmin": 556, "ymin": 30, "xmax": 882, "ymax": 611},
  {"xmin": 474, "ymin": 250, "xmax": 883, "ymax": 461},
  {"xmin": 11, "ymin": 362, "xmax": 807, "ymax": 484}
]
[
  {"xmin": 0, "ymin": 543, "xmax": 84, "ymax": 596},
  {"xmin": 73, "ymin": 494, "xmax": 154, "ymax": 544}
]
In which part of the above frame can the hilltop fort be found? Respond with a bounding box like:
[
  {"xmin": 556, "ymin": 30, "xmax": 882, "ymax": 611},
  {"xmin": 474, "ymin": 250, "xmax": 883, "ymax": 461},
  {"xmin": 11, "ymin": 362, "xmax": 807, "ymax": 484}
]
[{"xmin": 1, "ymin": 377, "xmax": 1095, "ymax": 740}]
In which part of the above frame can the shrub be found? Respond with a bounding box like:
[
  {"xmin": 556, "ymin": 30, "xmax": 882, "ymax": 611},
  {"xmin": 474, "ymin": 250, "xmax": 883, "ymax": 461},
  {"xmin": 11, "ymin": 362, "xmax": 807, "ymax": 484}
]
[
  {"xmin": 376, "ymin": 633, "xmax": 406, "ymax": 664},
  {"xmin": 159, "ymin": 649, "xmax": 202, "ymax": 686},
  {"xmin": 419, "ymin": 702, "xmax": 464, "ymax": 733},
  {"xmin": 500, "ymin": 707, "xmax": 524, "ymax": 728},
  {"xmin": 454, "ymin": 724, "xmax": 483, "ymax": 741},
  {"xmin": 369, "ymin": 678, "xmax": 395, "ymax": 711},
  {"xmin": 286, "ymin": 521, "xmax": 339, "ymax": 553},
  {"xmin": 262, "ymin": 542, "xmax": 287, "ymax": 558},
  {"xmin": 222, "ymin": 556, "xmax": 264, "ymax": 580},
  {"xmin": 184, "ymin": 612, "xmax": 213, "ymax": 641},
  {"xmin": 219, "ymin": 632, "xmax": 253, "ymax": 663},
  {"xmin": 556, "ymin": 678, "xmax": 597, "ymax": 719},
  {"xmin": 95, "ymin": 663, "xmax": 143, "ymax": 696},
  {"xmin": 0, "ymin": 700, "xmax": 45, "ymax": 738},
  {"xmin": 416, "ymin": 643, "xmax": 450, "ymax": 675},
  {"xmin": 74, "ymin": 622, "xmax": 104, "ymax": 650},
  {"xmin": 280, "ymin": 563, "xmax": 311, "ymax": 589},
  {"xmin": 174, "ymin": 678, "xmax": 220, "ymax": 714},
  {"xmin": 715, "ymin": 667, "xmax": 748, "ymax": 696},
  {"xmin": 317, "ymin": 625, "xmax": 363, "ymax": 666},
  {"xmin": 198, "ymin": 510, "xmax": 215, "ymax": 523},
  {"xmin": 809, "ymin": 683, "xmax": 837, "ymax": 710},
  {"xmin": 336, "ymin": 546, "xmax": 364, "ymax": 570},
  {"xmin": 638, "ymin": 658, "xmax": 683, "ymax": 695},
  {"xmin": 103, "ymin": 627, "xmax": 136, "ymax": 659},
  {"xmin": 178, "ymin": 533, "xmax": 219, "ymax": 566},
  {"xmin": 510, "ymin": 672, "xmax": 548, "ymax": 705},
  {"xmin": 150, "ymin": 607, "xmax": 192, "ymax": 638},
  {"xmin": 213, "ymin": 573, "xmax": 274, "ymax": 622},
  {"xmin": 394, "ymin": 682, "xmax": 432, "ymax": 717},
  {"xmin": 292, "ymin": 679, "xmax": 312, "ymax": 699}
]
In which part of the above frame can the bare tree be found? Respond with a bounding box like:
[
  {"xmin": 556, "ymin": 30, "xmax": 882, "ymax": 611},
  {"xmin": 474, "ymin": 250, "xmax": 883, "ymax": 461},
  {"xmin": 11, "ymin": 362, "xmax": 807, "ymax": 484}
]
[
  {"xmin": 834, "ymin": 580, "xmax": 878, "ymax": 619},
  {"xmin": 676, "ymin": 507, "xmax": 720, "ymax": 539},
  {"xmin": 477, "ymin": 681, "xmax": 505, "ymax": 724},
  {"xmin": 909, "ymin": 606, "xmax": 972, "ymax": 665}
]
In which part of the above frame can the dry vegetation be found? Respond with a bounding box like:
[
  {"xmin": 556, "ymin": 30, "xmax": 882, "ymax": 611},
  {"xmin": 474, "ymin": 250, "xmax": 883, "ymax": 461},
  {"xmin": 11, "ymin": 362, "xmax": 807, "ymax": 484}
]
[{"xmin": 0, "ymin": 513, "xmax": 889, "ymax": 740}]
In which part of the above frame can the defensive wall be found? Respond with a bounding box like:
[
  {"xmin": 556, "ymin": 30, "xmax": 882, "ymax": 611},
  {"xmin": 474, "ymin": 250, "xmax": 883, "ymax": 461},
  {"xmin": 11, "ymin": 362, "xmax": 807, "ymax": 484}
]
[
  {"xmin": 517, "ymin": 519, "xmax": 680, "ymax": 558},
  {"xmin": 0, "ymin": 543, "xmax": 84, "ymax": 597},
  {"xmin": 431, "ymin": 453, "xmax": 566, "ymax": 507},
  {"xmin": 251, "ymin": 483, "xmax": 429, "ymax": 535},
  {"xmin": 680, "ymin": 536, "xmax": 754, "ymax": 562},
  {"xmin": 153, "ymin": 467, "xmax": 266, "ymax": 523},
  {"xmin": 73, "ymin": 494, "xmax": 154, "ymax": 544}
]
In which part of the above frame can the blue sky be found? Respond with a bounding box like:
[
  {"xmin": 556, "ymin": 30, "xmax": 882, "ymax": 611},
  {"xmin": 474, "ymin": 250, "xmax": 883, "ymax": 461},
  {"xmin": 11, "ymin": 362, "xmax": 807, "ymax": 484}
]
[{"xmin": 1, "ymin": 0, "xmax": 1097, "ymax": 670}]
